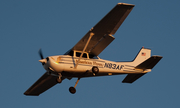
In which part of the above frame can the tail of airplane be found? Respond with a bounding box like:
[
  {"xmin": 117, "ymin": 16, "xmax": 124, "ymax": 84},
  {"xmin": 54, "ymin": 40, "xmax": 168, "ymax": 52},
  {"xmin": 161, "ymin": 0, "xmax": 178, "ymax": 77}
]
[
  {"xmin": 131, "ymin": 47, "xmax": 162, "ymax": 69},
  {"xmin": 122, "ymin": 47, "xmax": 162, "ymax": 83},
  {"xmin": 131, "ymin": 47, "xmax": 151, "ymax": 66}
]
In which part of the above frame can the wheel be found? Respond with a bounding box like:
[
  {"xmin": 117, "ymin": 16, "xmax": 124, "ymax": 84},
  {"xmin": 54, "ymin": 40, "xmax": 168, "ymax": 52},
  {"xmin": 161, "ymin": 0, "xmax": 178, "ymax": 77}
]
[
  {"xmin": 56, "ymin": 77, "xmax": 62, "ymax": 83},
  {"xmin": 92, "ymin": 66, "xmax": 99, "ymax": 74},
  {"xmin": 69, "ymin": 87, "xmax": 76, "ymax": 94}
]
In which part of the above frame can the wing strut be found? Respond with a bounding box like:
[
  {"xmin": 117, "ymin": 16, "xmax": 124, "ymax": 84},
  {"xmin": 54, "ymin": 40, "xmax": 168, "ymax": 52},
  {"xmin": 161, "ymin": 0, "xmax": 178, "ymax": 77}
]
[{"xmin": 74, "ymin": 32, "xmax": 94, "ymax": 69}]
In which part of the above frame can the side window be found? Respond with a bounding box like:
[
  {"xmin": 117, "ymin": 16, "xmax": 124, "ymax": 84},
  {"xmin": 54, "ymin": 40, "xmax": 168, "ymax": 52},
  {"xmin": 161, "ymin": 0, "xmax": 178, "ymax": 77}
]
[
  {"xmin": 76, "ymin": 52, "xmax": 81, "ymax": 57},
  {"xmin": 82, "ymin": 53, "xmax": 87, "ymax": 58},
  {"xmin": 89, "ymin": 54, "xmax": 95, "ymax": 58},
  {"xmin": 76, "ymin": 52, "xmax": 87, "ymax": 58},
  {"xmin": 89, "ymin": 54, "xmax": 98, "ymax": 59}
]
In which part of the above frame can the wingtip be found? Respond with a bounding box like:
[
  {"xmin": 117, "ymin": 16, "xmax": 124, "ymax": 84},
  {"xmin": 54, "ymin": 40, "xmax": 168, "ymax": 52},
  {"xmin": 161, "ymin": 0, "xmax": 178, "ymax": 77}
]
[
  {"xmin": 24, "ymin": 92, "xmax": 39, "ymax": 96},
  {"xmin": 117, "ymin": 3, "xmax": 135, "ymax": 6}
]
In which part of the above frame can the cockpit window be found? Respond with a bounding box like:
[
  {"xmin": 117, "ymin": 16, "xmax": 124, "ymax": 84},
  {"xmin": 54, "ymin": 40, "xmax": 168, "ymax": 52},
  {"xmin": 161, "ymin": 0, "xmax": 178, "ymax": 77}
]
[
  {"xmin": 76, "ymin": 52, "xmax": 87, "ymax": 58},
  {"xmin": 67, "ymin": 50, "xmax": 74, "ymax": 56},
  {"xmin": 66, "ymin": 50, "xmax": 99, "ymax": 59}
]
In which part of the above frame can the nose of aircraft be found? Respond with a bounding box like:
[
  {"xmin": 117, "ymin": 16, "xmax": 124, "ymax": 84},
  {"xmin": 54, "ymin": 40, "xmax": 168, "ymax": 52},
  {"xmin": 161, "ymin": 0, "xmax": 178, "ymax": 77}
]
[
  {"xmin": 39, "ymin": 59, "xmax": 47, "ymax": 64},
  {"xmin": 38, "ymin": 49, "xmax": 49, "ymax": 65},
  {"xmin": 39, "ymin": 57, "xmax": 49, "ymax": 65}
]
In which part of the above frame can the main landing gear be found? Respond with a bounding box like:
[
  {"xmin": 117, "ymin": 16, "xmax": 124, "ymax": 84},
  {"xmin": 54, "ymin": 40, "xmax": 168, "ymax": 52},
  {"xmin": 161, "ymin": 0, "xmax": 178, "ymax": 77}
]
[
  {"xmin": 55, "ymin": 73, "xmax": 79, "ymax": 94},
  {"xmin": 57, "ymin": 66, "xmax": 99, "ymax": 94},
  {"xmin": 69, "ymin": 78, "xmax": 80, "ymax": 94},
  {"xmin": 92, "ymin": 66, "xmax": 99, "ymax": 75},
  {"xmin": 69, "ymin": 66, "xmax": 99, "ymax": 94}
]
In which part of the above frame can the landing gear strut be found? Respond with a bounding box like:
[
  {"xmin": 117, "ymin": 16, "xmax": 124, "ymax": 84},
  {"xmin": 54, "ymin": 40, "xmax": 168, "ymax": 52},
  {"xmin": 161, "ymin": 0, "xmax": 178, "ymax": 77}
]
[{"xmin": 69, "ymin": 78, "xmax": 80, "ymax": 94}]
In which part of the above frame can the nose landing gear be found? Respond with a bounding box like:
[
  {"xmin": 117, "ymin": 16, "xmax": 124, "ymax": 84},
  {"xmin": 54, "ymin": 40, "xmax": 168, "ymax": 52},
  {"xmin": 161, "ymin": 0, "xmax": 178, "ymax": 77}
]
[
  {"xmin": 56, "ymin": 73, "xmax": 62, "ymax": 83},
  {"xmin": 56, "ymin": 77, "xmax": 62, "ymax": 83}
]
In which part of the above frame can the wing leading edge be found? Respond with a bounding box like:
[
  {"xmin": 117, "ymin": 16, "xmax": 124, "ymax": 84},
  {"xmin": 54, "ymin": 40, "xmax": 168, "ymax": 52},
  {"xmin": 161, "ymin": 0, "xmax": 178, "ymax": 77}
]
[{"xmin": 70, "ymin": 3, "xmax": 135, "ymax": 56}]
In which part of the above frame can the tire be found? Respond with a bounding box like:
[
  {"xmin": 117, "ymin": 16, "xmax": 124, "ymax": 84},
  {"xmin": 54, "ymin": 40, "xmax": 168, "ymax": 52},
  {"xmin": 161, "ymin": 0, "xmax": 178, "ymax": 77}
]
[
  {"xmin": 92, "ymin": 66, "xmax": 99, "ymax": 74},
  {"xmin": 69, "ymin": 87, "xmax": 76, "ymax": 94},
  {"xmin": 56, "ymin": 78, "xmax": 62, "ymax": 83}
]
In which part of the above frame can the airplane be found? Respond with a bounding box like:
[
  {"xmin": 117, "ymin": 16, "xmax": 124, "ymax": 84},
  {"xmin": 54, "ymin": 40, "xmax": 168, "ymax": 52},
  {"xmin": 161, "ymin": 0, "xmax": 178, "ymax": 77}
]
[{"xmin": 24, "ymin": 3, "xmax": 162, "ymax": 96}]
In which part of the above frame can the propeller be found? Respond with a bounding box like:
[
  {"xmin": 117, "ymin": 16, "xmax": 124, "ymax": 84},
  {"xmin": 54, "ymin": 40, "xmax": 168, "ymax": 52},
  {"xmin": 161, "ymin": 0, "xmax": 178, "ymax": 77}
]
[
  {"xmin": 38, "ymin": 48, "xmax": 47, "ymax": 65},
  {"xmin": 38, "ymin": 48, "xmax": 44, "ymax": 59}
]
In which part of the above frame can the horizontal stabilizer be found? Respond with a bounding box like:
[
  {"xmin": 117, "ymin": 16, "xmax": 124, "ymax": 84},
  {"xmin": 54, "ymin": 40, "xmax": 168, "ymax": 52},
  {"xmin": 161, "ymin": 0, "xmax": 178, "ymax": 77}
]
[
  {"xmin": 24, "ymin": 72, "xmax": 59, "ymax": 96},
  {"xmin": 122, "ymin": 73, "xmax": 146, "ymax": 83},
  {"xmin": 135, "ymin": 56, "xmax": 163, "ymax": 70}
]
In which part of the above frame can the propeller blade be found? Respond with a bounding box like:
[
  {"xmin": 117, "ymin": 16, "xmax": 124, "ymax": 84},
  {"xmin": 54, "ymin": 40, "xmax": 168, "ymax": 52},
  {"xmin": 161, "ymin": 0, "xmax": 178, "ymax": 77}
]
[{"xmin": 38, "ymin": 48, "xmax": 44, "ymax": 59}]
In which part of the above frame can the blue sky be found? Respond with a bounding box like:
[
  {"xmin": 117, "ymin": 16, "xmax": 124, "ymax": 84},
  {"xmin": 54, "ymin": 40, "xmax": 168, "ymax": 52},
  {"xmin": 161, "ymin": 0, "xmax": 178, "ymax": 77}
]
[{"xmin": 0, "ymin": 0, "xmax": 179, "ymax": 107}]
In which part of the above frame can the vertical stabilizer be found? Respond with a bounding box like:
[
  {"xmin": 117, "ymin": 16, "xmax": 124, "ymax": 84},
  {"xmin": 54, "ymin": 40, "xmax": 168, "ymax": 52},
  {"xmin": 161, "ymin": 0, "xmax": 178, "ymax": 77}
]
[
  {"xmin": 132, "ymin": 47, "xmax": 151, "ymax": 66},
  {"xmin": 122, "ymin": 48, "xmax": 162, "ymax": 83}
]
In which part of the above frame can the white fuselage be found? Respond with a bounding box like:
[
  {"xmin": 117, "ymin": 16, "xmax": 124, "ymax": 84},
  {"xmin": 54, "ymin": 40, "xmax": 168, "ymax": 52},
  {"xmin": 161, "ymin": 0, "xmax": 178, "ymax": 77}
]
[{"xmin": 42, "ymin": 55, "xmax": 150, "ymax": 78}]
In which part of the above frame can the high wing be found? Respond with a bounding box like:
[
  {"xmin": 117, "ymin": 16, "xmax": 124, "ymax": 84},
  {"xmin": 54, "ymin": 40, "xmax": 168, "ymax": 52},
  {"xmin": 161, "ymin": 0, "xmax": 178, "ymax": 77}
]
[
  {"xmin": 24, "ymin": 72, "xmax": 63, "ymax": 96},
  {"xmin": 69, "ymin": 3, "xmax": 134, "ymax": 56}
]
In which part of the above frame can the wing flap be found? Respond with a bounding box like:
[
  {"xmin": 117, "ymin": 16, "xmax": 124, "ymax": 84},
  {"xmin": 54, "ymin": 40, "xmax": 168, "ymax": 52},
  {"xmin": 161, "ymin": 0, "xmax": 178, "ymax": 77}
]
[
  {"xmin": 89, "ymin": 34, "xmax": 115, "ymax": 55},
  {"xmin": 122, "ymin": 73, "xmax": 146, "ymax": 83},
  {"xmin": 24, "ymin": 72, "xmax": 58, "ymax": 96},
  {"xmin": 71, "ymin": 3, "xmax": 134, "ymax": 56}
]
